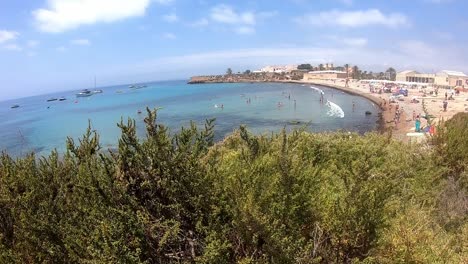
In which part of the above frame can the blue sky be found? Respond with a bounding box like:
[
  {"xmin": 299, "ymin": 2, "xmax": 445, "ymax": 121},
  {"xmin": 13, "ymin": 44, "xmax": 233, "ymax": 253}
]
[{"xmin": 0, "ymin": 0, "xmax": 467, "ymax": 100}]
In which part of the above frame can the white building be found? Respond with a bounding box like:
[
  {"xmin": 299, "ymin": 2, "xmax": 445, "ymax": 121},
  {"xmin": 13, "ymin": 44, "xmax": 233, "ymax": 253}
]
[
  {"xmin": 396, "ymin": 70, "xmax": 468, "ymax": 88},
  {"xmin": 259, "ymin": 65, "xmax": 298, "ymax": 73}
]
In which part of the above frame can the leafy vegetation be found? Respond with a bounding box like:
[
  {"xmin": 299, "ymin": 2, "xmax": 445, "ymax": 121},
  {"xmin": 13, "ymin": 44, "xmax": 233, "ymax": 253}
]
[{"xmin": 0, "ymin": 109, "xmax": 466, "ymax": 263}]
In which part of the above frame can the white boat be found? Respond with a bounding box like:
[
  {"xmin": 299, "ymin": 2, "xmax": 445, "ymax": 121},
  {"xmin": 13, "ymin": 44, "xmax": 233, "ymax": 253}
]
[
  {"xmin": 76, "ymin": 89, "xmax": 93, "ymax": 97},
  {"xmin": 77, "ymin": 77, "xmax": 101, "ymax": 97}
]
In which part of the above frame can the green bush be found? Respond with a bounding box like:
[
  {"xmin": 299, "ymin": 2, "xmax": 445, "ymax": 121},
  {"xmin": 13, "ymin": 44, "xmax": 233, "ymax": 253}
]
[{"xmin": 0, "ymin": 108, "xmax": 466, "ymax": 263}]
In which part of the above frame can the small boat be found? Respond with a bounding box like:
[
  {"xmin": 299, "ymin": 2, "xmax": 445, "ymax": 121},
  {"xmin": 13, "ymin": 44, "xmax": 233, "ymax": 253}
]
[
  {"xmin": 365, "ymin": 111, "xmax": 372, "ymax": 115},
  {"xmin": 288, "ymin": 120, "xmax": 302, "ymax": 125},
  {"xmin": 11, "ymin": 105, "xmax": 20, "ymax": 109},
  {"xmin": 76, "ymin": 89, "xmax": 93, "ymax": 98},
  {"xmin": 59, "ymin": 97, "xmax": 67, "ymax": 101},
  {"xmin": 116, "ymin": 90, "xmax": 123, "ymax": 94},
  {"xmin": 47, "ymin": 98, "xmax": 58, "ymax": 102},
  {"xmin": 92, "ymin": 89, "xmax": 103, "ymax": 94},
  {"xmin": 129, "ymin": 85, "xmax": 136, "ymax": 88}
]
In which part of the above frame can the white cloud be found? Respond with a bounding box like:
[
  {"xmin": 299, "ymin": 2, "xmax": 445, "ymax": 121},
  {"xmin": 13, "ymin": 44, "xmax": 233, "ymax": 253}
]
[
  {"xmin": 71, "ymin": 39, "xmax": 91, "ymax": 45},
  {"xmin": 208, "ymin": 5, "xmax": 276, "ymax": 35},
  {"xmin": 433, "ymin": 31, "xmax": 453, "ymax": 41},
  {"xmin": 343, "ymin": 38, "xmax": 368, "ymax": 47},
  {"xmin": 162, "ymin": 33, "xmax": 176, "ymax": 39},
  {"xmin": 0, "ymin": 30, "xmax": 19, "ymax": 43},
  {"xmin": 27, "ymin": 40, "xmax": 40, "ymax": 47},
  {"xmin": 257, "ymin": 11, "xmax": 278, "ymax": 20},
  {"xmin": 3, "ymin": 44, "xmax": 22, "ymax": 51},
  {"xmin": 57, "ymin": 46, "xmax": 67, "ymax": 52},
  {"xmin": 33, "ymin": 0, "xmax": 152, "ymax": 33},
  {"xmin": 399, "ymin": 40, "xmax": 435, "ymax": 57},
  {"xmin": 235, "ymin": 26, "xmax": 255, "ymax": 35},
  {"xmin": 295, "ymin": 9, "xmax": 408, "ymax": 28},
  {"xmin": 162, "ymin": 13, "xmax": 178, "ymax": 23},
  {"xmin": 189, "ymin": 18, "xmax": 209, "ymax": 27},
  {"xmin": 210, "ymin": 5, "xmax": 255, "ymax": 25}
]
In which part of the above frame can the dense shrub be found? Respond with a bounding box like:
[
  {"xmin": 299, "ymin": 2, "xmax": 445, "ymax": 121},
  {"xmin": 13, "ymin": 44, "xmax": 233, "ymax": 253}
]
[{"xmin": 0, "ymin": 109, "xmax": 466, "ymax": 263}]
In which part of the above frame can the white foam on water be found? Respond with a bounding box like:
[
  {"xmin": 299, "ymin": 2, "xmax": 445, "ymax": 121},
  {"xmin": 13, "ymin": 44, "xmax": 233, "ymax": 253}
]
[
  {"xmin": 326, "ymin": 100, "xmax": 345, "ymax": 118},
  {"xmin": 310, "ymin": 86, "xmax": 325, "ymax": 95}
]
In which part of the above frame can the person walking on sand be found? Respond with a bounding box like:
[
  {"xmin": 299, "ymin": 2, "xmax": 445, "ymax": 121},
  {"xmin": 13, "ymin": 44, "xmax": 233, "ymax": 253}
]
[
  {"xmin": 415, "ymin": 118, "xmax": 421, "ymax": 132},
  {"xmin": 412, "ymin": 110, "xmax": 416, "ymax": 120},
  {"xmin": 443, "ymin": 100, "xmax": 448, "ymax": 112}
]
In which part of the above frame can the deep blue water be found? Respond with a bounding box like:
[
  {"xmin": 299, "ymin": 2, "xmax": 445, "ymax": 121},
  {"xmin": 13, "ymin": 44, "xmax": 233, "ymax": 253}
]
[{"xmin": 0, "ymin": 80, "xmax": 380, "ymax": 157}]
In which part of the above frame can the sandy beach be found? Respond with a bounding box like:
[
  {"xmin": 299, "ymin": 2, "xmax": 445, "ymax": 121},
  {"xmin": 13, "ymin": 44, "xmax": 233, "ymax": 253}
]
[{"xmin": 288, "ymin": 79, "xmax": 468, "ymax": 141}]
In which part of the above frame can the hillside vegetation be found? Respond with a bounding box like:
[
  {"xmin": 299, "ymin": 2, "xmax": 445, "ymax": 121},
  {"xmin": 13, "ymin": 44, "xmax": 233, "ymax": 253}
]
[{"xmin": 0, "ymin": 109, "xmax": 466, "ymax": 263}]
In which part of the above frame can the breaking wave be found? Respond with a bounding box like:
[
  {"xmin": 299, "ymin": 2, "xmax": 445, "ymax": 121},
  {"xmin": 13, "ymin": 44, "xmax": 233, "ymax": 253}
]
[
  {"xmin": 310, "ymin": 86, "xmax": 325, "ymax": 95},
  {"xmin": 326, "ymin": 100, "xmax": 345, "ymax": 118}
]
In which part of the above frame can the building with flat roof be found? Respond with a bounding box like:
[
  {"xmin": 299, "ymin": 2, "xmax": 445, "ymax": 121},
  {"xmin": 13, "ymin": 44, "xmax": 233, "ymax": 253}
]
[
  {"xmin": 258, "ymin": 65, "xmax": 298, "ymax": 73},
  {"xmin": 396, "ymin": 70, "xmax": 468, "ymax": 88},
  {"xmin": 303, "ymin": 70, "xmax": 348, "ymax": 81}
]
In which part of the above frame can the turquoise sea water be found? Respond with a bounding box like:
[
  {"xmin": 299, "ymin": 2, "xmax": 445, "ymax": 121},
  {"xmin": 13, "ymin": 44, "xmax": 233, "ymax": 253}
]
[{"xmin": 0, "ymin": 81, "xmax": 380, "ymax": 157}]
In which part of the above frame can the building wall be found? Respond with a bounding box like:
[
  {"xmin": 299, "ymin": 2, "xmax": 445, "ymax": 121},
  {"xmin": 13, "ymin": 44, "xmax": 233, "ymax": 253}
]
[
  {"xmin": 396, "ymin": 72, "xmax": 435, "ymax": 84},
  {"xmin": 434, "ymin": 74, "xmax": 468, "ymax": 87},
  {"xmin": 304, "ymin": 72, "xmax": 347, "ymax": 80}
]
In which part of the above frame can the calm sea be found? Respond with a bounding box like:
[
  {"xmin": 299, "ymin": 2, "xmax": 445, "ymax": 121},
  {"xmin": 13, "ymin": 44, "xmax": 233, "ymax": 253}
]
[{"xmin": 0, "ymin": 80, "xmax": 380, "ymax": 157}]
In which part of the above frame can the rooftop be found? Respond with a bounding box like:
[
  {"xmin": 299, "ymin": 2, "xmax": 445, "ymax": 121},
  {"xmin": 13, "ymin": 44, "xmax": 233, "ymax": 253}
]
[
  {"xmin": 438, "ymin": 70, "xmax": 467, "ymax": 77},
  {"xmin": 398, "ymin": 70, "xmax": 419, "ymax": 75},
  {"xmin": 308, "ymin": 70, "xmax": 347, "ymax": 74}
]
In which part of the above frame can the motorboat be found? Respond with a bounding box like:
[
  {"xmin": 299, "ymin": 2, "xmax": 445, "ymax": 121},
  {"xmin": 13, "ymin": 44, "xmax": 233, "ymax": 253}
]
[
  {"xmin": 47, "ymin": 98, "xmax": 58, "ymax": 102},
  {"xmin": 92, "ymin": 89, "xmax": 103, "ymax": 94},
  {"xmin": 59, "ymin": 97, "xmax": 67, "ymax": 101},
  {"xmin": 11, "ymin": 105, "xmax": 20, "ymax": 109},
  {"xmin": 76, "ymin": 89, "xmax": 93, "ymax": 98}
]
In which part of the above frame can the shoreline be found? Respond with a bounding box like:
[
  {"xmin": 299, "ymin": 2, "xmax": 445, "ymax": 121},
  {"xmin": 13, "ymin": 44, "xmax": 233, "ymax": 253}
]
[
  {"xmin": 282, "ymin": 80, "xmax": 392, "ymax": 135},
  {"xmin": 190, "ymin": 78, "xmax": 459, "ymax": 141},
  {"xmin": 190, "ymin": 80, "xmax": 398, "ymax": 137}
]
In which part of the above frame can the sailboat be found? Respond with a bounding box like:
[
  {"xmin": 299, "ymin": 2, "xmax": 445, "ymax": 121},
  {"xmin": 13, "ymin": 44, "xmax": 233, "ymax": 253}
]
[
  {"xmin": 92, "ymin": 76, "xmax": 103, "ymax": 94},
  {"xmin": 76, "ymin": 76, "xmax": 102, "ymax": 98}
]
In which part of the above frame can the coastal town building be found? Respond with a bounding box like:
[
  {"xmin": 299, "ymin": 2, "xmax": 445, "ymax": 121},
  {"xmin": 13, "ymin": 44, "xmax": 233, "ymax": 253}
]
[
  {"xmin": 303, "ymin": 70, "xmax": 348, "ymax": 81},
  {"xmin": 396, "ymin": 70, "xmax": 468, "ymax": 88},
  {"xmin": 258, "ymin": 65, "xmax": 298, "ymax": 73}
]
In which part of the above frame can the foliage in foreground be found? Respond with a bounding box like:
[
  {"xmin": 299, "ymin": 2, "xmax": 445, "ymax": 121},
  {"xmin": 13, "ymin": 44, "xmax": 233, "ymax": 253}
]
[{"xmin": 0, "ymin": 109, "xmax": 466, "ymax": 263}]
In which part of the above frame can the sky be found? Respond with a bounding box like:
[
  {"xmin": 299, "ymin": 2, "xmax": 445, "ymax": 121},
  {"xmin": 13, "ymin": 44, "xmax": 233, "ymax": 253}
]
[{"xmin": 0, "ymin": 0, "xmax": 467, "ymax": 100}]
